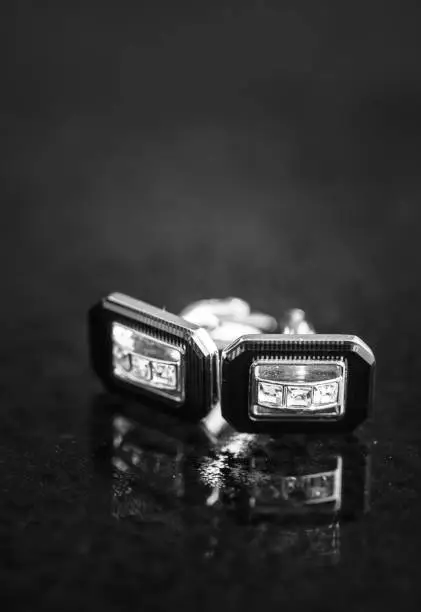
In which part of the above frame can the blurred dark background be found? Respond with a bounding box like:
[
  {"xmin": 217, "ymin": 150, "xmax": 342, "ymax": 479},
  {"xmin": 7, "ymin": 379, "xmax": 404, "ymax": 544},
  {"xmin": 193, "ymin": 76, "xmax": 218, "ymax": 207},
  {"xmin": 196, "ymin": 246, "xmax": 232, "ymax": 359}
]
[
  {"xmin": 3, "ymin": 0, "xmax": 421, "ymax": 317},
  {"xmin": 3, "ymin": 0, "xmax": 421, "ymax": 407},
  {"xmin": 2, "ymin": 1, "xmax": 421, "ymax": 609}
]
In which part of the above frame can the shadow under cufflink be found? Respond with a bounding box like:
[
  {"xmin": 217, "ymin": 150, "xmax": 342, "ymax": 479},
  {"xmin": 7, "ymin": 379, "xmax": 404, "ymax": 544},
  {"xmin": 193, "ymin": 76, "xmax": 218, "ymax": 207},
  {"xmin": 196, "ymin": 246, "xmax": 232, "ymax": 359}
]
[
  {"xmin": 89, "ymin": 393, "xmax": 216, "ymax": 521},
  {"xmin": 89, "ymin": 392, "xmax": 214, "ymax": 463}
]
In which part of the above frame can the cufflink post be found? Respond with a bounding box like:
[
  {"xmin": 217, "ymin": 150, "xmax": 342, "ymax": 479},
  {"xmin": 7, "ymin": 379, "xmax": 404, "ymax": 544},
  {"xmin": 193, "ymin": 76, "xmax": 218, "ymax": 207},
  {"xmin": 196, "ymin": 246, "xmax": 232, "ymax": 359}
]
[{"xmin": 180, "ymin": 298, "xmax": 315, "ymax": 441}]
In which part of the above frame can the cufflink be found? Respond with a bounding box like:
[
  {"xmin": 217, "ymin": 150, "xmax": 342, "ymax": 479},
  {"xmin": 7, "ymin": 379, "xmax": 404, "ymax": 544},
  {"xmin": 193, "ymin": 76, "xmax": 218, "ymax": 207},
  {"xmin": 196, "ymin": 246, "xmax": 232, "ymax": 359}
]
[
  {"xmin": 184, "ymin": 299, "xmax": 375, "ymax": 434},
  {"xmin": 202, "ymin": 433, "xmax": 370, "ymax": 563},
  {"xmin": 220, "ymin": 311, "xmax": 375, "ymax": 434},
  {"xmin": 88, "ymin": 293, "xmax": 375, "ymax": 433},
  {"xmin": 88, "ymin": 292, "xmax": 219, "ymax": 419}
]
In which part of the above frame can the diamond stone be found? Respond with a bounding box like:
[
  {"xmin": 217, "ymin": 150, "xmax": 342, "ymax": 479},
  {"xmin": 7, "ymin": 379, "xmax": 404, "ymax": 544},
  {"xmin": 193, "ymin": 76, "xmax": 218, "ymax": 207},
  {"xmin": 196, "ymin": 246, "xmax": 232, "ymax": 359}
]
[
  {"xmin": 111, "ymin": 322, "xmax": 185, "ymax": 401},
  {"xmin": 113, "ymin": 346, "xmax": 132, "ymax": 372},
  {"xmin": 286, "ymin": 386, "xmax": 312, "ymax": 408},
  {"xmin": 313, "ymin": 383, "xmax": 338, "ymax": 405},
  {"xmin": 131, "ymin": 355, "xmax": 152, "ymax": 381},
  {"xmin": 257, "ymin": 382, "xmax": 283, "ymax": 407},
  {"xmin": 151, "ymin": 362, "xmax": 177, "ymax": 389},
  {"xmin": 250, "ymin": 359, "xmax": 346, "ymax": 420}
]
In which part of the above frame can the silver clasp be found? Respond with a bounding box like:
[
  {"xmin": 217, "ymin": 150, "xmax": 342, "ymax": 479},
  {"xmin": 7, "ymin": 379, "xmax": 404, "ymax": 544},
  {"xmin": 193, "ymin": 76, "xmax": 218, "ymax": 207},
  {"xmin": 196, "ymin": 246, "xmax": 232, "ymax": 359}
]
[
  {"xmin": 180, "ymin": 297, "xmax": 277, "ymax": 350},
  {"xmin": 180, "ymin": 298, "xmax": 314, "ymax": 349}
]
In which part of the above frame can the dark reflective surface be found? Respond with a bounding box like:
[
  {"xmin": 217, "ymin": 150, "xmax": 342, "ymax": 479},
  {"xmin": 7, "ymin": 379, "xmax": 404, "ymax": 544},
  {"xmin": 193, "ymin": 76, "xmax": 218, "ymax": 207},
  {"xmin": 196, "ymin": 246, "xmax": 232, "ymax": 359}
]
[{"xmin": 91, "ymin": 394, "xmax": 370, "ymax": 570}]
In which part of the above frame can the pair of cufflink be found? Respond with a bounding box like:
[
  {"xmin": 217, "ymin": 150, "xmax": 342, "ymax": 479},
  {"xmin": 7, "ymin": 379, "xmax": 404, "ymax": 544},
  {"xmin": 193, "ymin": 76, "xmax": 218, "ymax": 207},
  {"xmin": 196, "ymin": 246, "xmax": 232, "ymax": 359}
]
[{"xmin": 88, "ymin": 292, "xmax": 375, "ymax": 434}]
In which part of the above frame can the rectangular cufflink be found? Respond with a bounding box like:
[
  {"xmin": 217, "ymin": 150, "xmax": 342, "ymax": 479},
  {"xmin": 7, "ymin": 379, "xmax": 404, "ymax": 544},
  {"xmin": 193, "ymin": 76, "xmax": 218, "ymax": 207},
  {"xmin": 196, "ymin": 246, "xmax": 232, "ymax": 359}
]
[
  {"xmin": 221, "ymin": 334, "xmax": 375, "ymax": 433},
  {"xmin": 88, "ymin": 292, "xmax": 219, "ymax": 419}
]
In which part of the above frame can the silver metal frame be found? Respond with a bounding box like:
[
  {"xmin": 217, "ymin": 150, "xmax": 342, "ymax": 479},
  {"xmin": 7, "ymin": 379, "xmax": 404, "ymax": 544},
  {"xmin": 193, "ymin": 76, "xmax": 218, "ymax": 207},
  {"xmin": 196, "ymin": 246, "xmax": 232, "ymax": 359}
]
[
  {"xmin": 249, "ymin": 358, "xmax": 347, "ymax": 421},
  {"xmin": 111, "ymin": 321, "xmax": 186, "ymax": 403}
]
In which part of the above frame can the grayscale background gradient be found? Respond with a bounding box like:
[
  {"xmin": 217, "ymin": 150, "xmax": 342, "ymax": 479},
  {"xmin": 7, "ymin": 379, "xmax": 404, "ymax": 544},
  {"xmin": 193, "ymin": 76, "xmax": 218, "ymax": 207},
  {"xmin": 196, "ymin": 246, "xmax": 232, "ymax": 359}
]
[{"xmin": 1, "ymin": 2, "xmax": 421, "ymax": 610}]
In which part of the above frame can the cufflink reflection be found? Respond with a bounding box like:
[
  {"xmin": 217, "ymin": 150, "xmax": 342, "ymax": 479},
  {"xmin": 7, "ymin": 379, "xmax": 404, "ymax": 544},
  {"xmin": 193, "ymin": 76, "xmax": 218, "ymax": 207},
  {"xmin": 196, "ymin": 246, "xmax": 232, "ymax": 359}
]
[
  {"xmin": 109, "ymin": 414, "xmax": 186, "ymax": 521},
  {"xmin": 200, "ymin": 433, "xmax": 369, "ymax": 520},
  {"xmin": 197, "ymin": 432, "xmax": 369, "ymax": 563},
  {"xmin": 90, "ymin": 393, "xmax": 198, "ymax": 522},
  {"xmin": 90, "ymin": 395, "xmax": 370, "ymax": 563}
]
